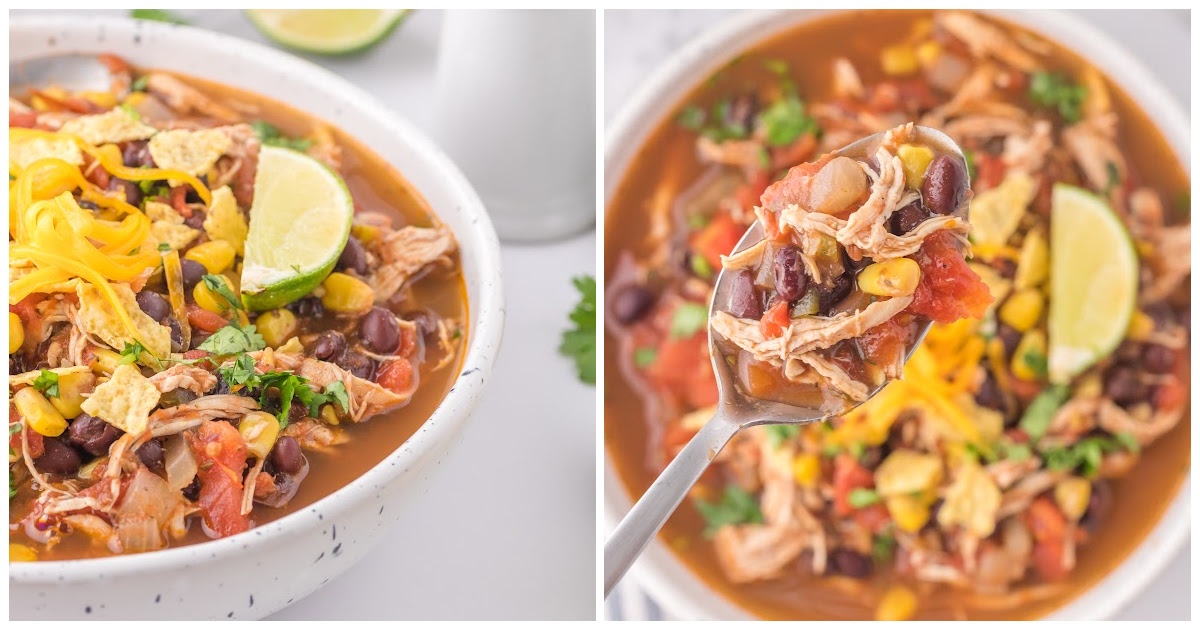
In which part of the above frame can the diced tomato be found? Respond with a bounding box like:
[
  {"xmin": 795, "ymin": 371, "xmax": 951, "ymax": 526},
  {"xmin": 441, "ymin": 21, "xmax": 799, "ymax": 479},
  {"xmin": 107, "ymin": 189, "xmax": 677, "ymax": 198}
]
[
  {"xmin": 976, "ymin": 153, "xmax": 1007, "ymax": 189},
  {"xmin": 1007, "ymin": 377, "xmax": 1043, "ymax": 405},
  {"xmin": 690, "ymin": 212, "xmax": 744, "ymax": 271},
  {"xmin": 853, "ymin": 503, "xmax": 892, "ymax": 534},
  {"xmin": 397, "ymin": 323, "xmax": 416, "ymax": 358},
  {"xmin": 858, "ymin": 318, "xmax": 907, "ymax": 368},
  {"xmin": 646, "ymin": 335, "xmax": 719, "ymax": 409},
  {"xmin": 1154, "ymin": 377, "xmax": 1186, "ymax": 412},
  {"xmin": 10, "ymin": 293, "xmax": 43, "ymax": 323},
  {"xmin": 832, "ymin": 454, "xmax": 874, "ymax": 517},
  {"xmin": 770, "ymin": 133, "xmax": 818, "ymax": 171},
  {"xmin": 187, "ymin": 420, "xmax": 250, "ymax": 538},
  {"xmin": 9, "ymin": 110, "xmax": 37, "ymax": 128},
  {"xmin": 10, "ymin": 421, "xmax": 45, "ymax": 460},
  {"xmin": 736, "ymin": 171, "xmax": 771, "ymax": 215},
  {"xmin": 906, "ymin": 231, "xmax": 993, "ymax": 323},
  {"xmin": 186, "ymin": 303, "xmax": 228, "ymax": 333},
  {"xmin": 759, "ymin": 301, "xmax": 790, "ymax": 339},
  {"xmin": 376, "ymin": 358, "xmax": 414, "ymax": 394},
  {"xmin": 170, "ymin": 186, "xmax": 190, "ymax": 215},
  {"xmin": 1031, "ymin": 539, "xmax": 1070, "ymax": 582},
  {"xmin": 1024, "ymin": 497, "xmax": 1067, "ymax": 543}
]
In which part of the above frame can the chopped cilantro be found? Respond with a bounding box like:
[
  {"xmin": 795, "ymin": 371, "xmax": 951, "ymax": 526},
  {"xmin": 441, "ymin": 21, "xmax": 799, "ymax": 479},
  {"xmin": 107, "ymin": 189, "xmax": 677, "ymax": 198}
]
[
  {"xmin": 1040, "ymin": 434, "xmax": 1129, "ymax": 478},
  {"xmin": 669, "ymin": 303, "xmax": 709, "ymax": 340},
  {"xmin": 690, "ymin": 254, "xmax": 713, "ymax": 279},
  {"xmin": 633, "ymin": 347, "xmax": 657, "ymax": 369},
  {"xmin": 216, "ymin": 353, "xmax": 259, "ymax": 390},
  {"xmin": 130, "ymin": 9, "xmax": 187, "ymax": 24},
  {"xmin": 759, "ymin": 96, "xmax": 819, "ymax": 147},
  {"xmin": 1114, "ymin": 431, "xmax": 1140, "ymax": 454},
  {"xmin": 197, "ymin": 322, "xmax": 266, "ymax": 355},
  {"xmin": 157, "ymin": 242, "xmax": 172, "ymax": 253},
  {"xmin": 1017, "ymin": 384, "xmax": 1070, "ymax": 440},
  {"xmin": 322, "ymin": 381, "xmax": 350, "ymax": 413},
  {"xmin": 119, "ymin": 103, "xmax": 142, "ymax": 121},
  {"xmin": 131, "ymin": 75, "xmax": 149, "ymax": 92},
  {"xmin": 1021, "ymin": 350, "xmax": 1048, "ymax": 379},
  {"xmin": 848, "ymin": 441, "xmax": 865, "ymax": 461},
  {"xmin": 871, "ymin": 531, "xmax": 897, "ymax": 563},
  {"xmin": 686, "ymin": 213, "xmax": 710, "ymax": 230},
  {"xmin": 202, "ymin": 274, "xmax": 243, "ymax": 314},
  {"xmin": 32, "ymin": 370, "xmax": 60, "ymax": 398},
  {"xmin": 9, "ymin": 472, "xmax": 16, "ymax": 499},
  {"xmin": 1001, "ymin": 442, "xmax": 1033, "ymax": 462},
  {"xmin": 764, "ymin": 425, "xmax": 800, "ymax": 449},
  {"xmin": 963, "ymin": 149, "xmax": 978, "ymax": 181},
  {"xmin": 558, "ymin": 275, "xmax": 596, "ymax": 385},
  {"xmin": 676, "ymin": 105, "xmax": 706, "ymax": 131},
  {"xmin": 756, "ymin": 146, "xmax": 771, "ymax": 170},
  {"xmin": 763, "ymin": 59, "xmax": 790, "ymax": 76},
  {"xmin": 1028, "ymin": 71, "xmax": 1086, "ymax": 123},
  {"xmin": 249, "ymin": 120, "xmax": 313, "ymax": 152},
  {"xmin": 1105, "ymin": 161, "xmax": 1121, "ymax": 194},
  {"xmin": 847, "ymin": 487, "xmax": 881, "ymax": 509},
  {"xmin": 695, "ymin": 486, "xmax": 764, "ymax": 538},
  {"xmin": 118, "ymin": 340, "xmax": 151, "ymax": 366}
]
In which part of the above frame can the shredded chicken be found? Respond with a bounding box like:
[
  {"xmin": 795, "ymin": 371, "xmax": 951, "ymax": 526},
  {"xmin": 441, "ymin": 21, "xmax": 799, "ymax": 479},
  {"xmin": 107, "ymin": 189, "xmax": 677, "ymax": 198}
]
[
  {"xmin": 282, "ymin": 418, "xmax": 345, "ymax": 451},
  {"xmin": 149, "ymin": 363, "xmax": 217, "ymax": 396},
  {"xmin": 365, "ymin": 222, "xmax": 458, "ymax": 303},
  {"xmin": 937, "ymin": 11, "xmax": 1043, "ymax": 72},
  {"xmin": 145, "ymin": 73, "xmax": 241, "ymax": 123},
  {"xmin": 1062, "ymin": 113, "xmax": 1126, "ymax": 195}
]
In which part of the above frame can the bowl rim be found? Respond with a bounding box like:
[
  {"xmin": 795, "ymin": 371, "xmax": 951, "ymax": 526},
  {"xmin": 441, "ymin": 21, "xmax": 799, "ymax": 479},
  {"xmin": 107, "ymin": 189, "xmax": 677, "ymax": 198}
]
[
  {"xmin": 9, "ymin": 15, "xmax": 505, "ymax": 579},
  {"xmin": 603, "ymin": 8, "xmax": 1190, "ymax": 621}
]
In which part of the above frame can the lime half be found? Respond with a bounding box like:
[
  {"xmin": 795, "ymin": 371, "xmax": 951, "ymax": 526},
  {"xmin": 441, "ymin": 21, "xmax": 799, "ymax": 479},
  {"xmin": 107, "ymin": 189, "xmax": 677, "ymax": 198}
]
[
  {"xmin": 245, "ymin": 9, "xmax": 410, "ymax": 56},
  {"xmin": 240, "ymin": 146, "xmax": 353, "ymax": 311},
  {"xmin": 1047, "ymin": 184, "xmax": 1138, "ymax": 384}
]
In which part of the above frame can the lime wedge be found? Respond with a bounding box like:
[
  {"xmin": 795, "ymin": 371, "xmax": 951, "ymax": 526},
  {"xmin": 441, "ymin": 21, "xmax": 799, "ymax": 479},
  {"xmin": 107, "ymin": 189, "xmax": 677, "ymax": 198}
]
[
  {"xmin": 1047, "ymin": 184, "xmax": 1138, "ymax": 383},
  {"xmin": 245, "ymin": 9, "xmax": 410, "ymax": 56},
  {"xmin": 240, "ymin": 146, "xmax": 353, "ymax": 311}
]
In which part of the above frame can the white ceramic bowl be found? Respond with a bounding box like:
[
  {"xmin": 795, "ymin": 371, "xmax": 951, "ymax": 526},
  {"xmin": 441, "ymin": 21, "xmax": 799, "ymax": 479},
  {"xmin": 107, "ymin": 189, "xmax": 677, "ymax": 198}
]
[
  {"xmin": 604, "ymin": 9, "xmax": 1190, "ymax": 621},
  {"xmin": 10, "ymin": 17, "xmax": 505, "ymax": 620}
]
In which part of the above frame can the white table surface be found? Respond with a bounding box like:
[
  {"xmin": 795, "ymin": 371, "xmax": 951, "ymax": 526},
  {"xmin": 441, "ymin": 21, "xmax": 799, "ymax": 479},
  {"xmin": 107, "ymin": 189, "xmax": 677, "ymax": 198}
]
[
  {"xmin": 604, "ymin": 9, "xmax": 1190, "ymax": 621},
  {"xmin": 12, "ymin": 8, "xmax": 597, "ymax": 620}
]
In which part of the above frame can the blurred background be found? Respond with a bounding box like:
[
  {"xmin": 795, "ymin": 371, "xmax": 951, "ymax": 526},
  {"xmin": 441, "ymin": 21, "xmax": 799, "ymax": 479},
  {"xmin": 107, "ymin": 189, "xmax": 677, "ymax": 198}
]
[
  {"xmin": 603, "ymin": 9, "xmax": 1189, "ymax": 621},
  {"xmin": 11, "ymin": 8, "xmax": 596, "ymax": 620}
]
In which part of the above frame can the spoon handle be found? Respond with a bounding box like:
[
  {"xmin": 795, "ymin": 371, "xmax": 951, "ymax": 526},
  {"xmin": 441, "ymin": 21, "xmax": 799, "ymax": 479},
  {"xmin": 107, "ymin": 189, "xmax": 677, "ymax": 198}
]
[{"xmin": 604, "ymin": 411, "xmax": 741, "ymax": 597}]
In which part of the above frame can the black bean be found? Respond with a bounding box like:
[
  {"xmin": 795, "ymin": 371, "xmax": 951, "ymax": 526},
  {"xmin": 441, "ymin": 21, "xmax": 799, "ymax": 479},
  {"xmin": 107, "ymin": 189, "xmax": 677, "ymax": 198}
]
[
  {"xmin": 773, "ymin": 245, "xmax": 808, "ymax": 303},
  {"xmin": 859, "ymin": 446, "xmax": 884, "ymax": 468},
  {"xmin": 121, "ymin": 140, "xmax": 155, "ymax": 168},
  {"xmin": 184, "ymin": 210, "xmax": 207, "ymax": 230},
  {"xmin": 1142, "ymin": 302, "xmax": 1177, "ymax": 329},
  {"xmin": 270, "ymin": 436, "xmax": 304, "ymax": 475},
  {"xmin": 190, "ymin": 331, "xmax": 211, "ymax": 350},
  {"xmin": 108, "ymin": 177, "xmax": 143, "ymax": 208},
  {"xmin": 724, "ymin": 93, "xmax": 759, "ymax": 137},
  {"xmin": 1142, "ymin": 344, "xmax": 1176, "ymax": 375},
  {"xmin": 68, "ymin": 413, "xmax": 123, "ymax": 457},
  {"xmin": 288, "ymin": 296, "xmax": 325, "ymax": 319},
  {"xmin": 996, "ymin": 324, "xmax": 1022, "ymax": 357},
  {"xmin": 994, "ymin": 258, "xmax": 1018, "ymax": 280},
  {"xmin": 180, "ymin": 258, "xmax": 207, "ymax": 293},
  {"xmin": 922, "ymin": 155, "xmax": 966, "ymax": 215},
  {"xmin": 612, "ymin": 285, "xmax": 655, "ymax": 325},
  {"xmin": 359, "ymin": 307, "xmax": 400, "ymax": 354},
  {"xmin": 335, "ymin": 349, "xmax": 375, "ymax": 380},
  {"xmin": 35, "ymin": 437, "xmax": 82, "ymax": 475},
  {"xmin": 816, "ymin": 274, "xmax": 853, "ymax": 315},
  {"xmin": 402, "ymin": 310, "xmax": 437, "ymax": 339},
  {"xmin": 182, "ymin": 477, "xmax": 201, "ymax": 501},
  {"xmin": 830, "ymin": 548, "xmax": 873, "ymax": 578},
  {"xmin": 336, "ymin": 236, "xmax": 369, "ymax": 276},
  {"xmin": 136, "ymin": 290, "xmax": 171, "ymax": 323},
  {"xmin": 726, "ymin": 270, "xmax": 762, "ymax": 319},
  {"xmin": 1104, "ymin": 365, "xmax": 1145, "ymax": 406},
  {"xmin": 310, "ymin": 330, "xmax": 346, "ymax": 361},
  {"xmin": 891, "ymin": 202, "xmax": 928, "ymax": 235},
  {"xmin": 168, "ymin": 317, "xmax": 185, "ymax": 353},
  {"xmin": 287, "ymin": 400, "xmax": 310, "ymax": 425},
  {"xmin": 137, "ymin": 439, "xmax": 165, "ymax": 473},
  {"xmin": 1080, "ymin": 480, "xmax": 1113, "ymax": 533}
]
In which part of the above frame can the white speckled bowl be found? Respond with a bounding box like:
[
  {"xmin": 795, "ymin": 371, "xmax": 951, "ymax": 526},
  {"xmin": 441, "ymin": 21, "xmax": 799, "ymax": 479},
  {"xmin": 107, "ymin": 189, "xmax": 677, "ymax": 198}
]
[
  {"xmin": 10, "ymin": 17, "xmax": 504, "ymax": 620},
  {"xmin": 604, "ymin": 9, "xmax": 1190, "ymax": 621}
]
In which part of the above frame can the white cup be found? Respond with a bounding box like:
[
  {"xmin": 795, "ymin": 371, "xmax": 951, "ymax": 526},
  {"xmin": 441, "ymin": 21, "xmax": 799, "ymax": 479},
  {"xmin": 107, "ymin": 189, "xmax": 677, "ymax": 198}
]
[{"xmin": 431, "ymin": 9, "xmax": 596, "ymax": 242}]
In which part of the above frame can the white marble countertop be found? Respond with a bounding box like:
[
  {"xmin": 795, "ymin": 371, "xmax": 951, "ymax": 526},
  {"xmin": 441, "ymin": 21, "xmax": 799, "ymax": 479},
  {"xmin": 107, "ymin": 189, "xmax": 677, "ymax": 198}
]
[
  {"xmin": 12, "ymin": 8, "xmax": 596, "ymax": 620},
  {"xmin": 604, "ymin": 8, "xmax": 1190, "ymax": 622}
]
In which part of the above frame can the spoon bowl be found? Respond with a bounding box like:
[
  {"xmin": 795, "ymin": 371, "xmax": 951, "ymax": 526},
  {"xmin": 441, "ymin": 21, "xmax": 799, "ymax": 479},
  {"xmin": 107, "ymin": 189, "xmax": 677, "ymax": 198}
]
[
  {"xmin": 10, "ymin": 53, "xmax": 115, "ymax": 95},
  {"xmin": 604, "ymin": 125, "xmax": 969, "ymax": 596}
]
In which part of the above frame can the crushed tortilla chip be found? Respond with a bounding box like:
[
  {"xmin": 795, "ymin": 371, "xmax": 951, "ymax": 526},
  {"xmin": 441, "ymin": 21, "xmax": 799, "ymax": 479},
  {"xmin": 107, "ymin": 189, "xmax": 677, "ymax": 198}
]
[
  {"xmin": 937, "ymin": 460, "xmax": 1002, "ymax": 537},
  {"xmin": 76, "ymin": 282, "xmax": 171, "ymax": 358},
  {"xmin": 10, "ymin": 136, "xmax": 83, "ymax": 170},
  {"xmin": 79, "ymin": 364, "xmax": 160, "ymax": 435},
  {"xmin": 58, "ymin": 108, "xmax": 157, "ymax": 146},
  {"xmin": 145, "ymin": 200, "xmax": 200, "ymax": 251},
  {"xmin": 202, "ymin": 186, "xmax": 248, "ymax": 255},
  {"xmin": 148, "ymin": 128, "xmax": 231, "ymax": 185},
  {"xmin": 9, "ymin": 366, "xmax": 93, "ymax": 389}
]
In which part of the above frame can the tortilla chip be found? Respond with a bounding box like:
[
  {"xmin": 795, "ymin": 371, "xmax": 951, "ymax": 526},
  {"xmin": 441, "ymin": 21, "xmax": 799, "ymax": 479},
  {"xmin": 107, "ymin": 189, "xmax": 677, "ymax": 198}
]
[
  {"xmin": 76, "ymin": 283, "xmax": 171, "ymax": 358},
  {"xmin": 59, "ymin": 108, "xmax": 157, "ymax": 146},
  {"xmin": 148, "ymin": 128, "xmax": 231, "ymax": 185},
  {"xmin": 79, "ymin": 364, "xmax": 160, "ymax": 435},
  {"xmin": 10, "ymin": 136, "xmax": 83, "ymax": 170},
  {"xmin": 145, "ymin": 201, "xmax": 200, "ymax": 251},
  {"xmin": 202, "ymin": 186, "xmax": 247, "ymax": 255}
]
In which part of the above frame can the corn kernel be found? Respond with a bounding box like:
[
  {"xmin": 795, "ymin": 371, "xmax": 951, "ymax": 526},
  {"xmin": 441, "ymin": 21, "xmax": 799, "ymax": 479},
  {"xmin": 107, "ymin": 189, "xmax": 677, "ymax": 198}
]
[
  {"xmin": 124, "ymin": 91, "xmax": 147, "ymax": 107},
  {"xmin": 48, "ymin": 371, "xmax": 97, "ymax": 420},
  {"xmin": 1075, "ymin": 372, "xmax": 1103, "ymax": 399},
  {"xmin": 897, "ymin": 144, "xmax": 935, "ymax": 189},
  {"xmin": 9, "ymin": 312, "xmax": 25, "ymax": 353},
  {"xmin": 1126, "ymin": 309, "xmax": 1155, "ymax": 341},
  {"xmin": 320, "ymin": 403, "xmax": 341, "ymax": 426},
  {"xmin": 886, "ymin": 495, "xmax": 930, "ymax": 533},
  {"xmin": 857, "ymin": 258, "xmax": 921, "ymax": 297},
  {"xmin": 351, "ymin": 224, "xmax": 381, "ymax": 244},
  {"xmin": 881, "ymin": 45, "xmax": 919, "ymax": 76},
  {"xmin": 792, "ymin": 453, "xmax": 821, "ymax": 488},
  {"xmin": 320, "ymin": 272, "xmax": 375, "ymax": 313},
  {"xmin": 9, "ymin": 543, "xmax": 37, "ymax": 562},
  {"xmin": 80, "ymin": 91, "xmax": 118, "ymax": 110},
  {"xmin": 1054, "ymin": 477, "xmax": 1092, "ymax": 521},
  {"xmin": 1014, "ymin": 229, "xmax": 1049, "ymax": 290},
  {"xmin": 876, "ymin": 584, "xmax": 918, "ymax": 621},
  {"xmin": 1080, "ymin": 66, "xmax": 1111, "ymax": 120},
  {"xmin": 184, "ymin": 239, "xmax": 236, "ymax": 274},
  {"xmin": 256, "ymin": 309, "xmax": 298, "ymax": 348},
  {"xmin": 90, "ymin": 348, "xmax": 123, "ymax": 376},
  {"xmin": 1011, "ymin": 329, "xmax": 1048, "ymax": 382},
  {"xmin": 239, "ymin": 411, "xmax": 281, "ymax": 460},
  {"xmin": 999, "ymin": 288, "xmax": 1044, "ymax": 332},
  {"xmin": 916, "ymin": 41, "xmax": 942, "ymax": 68},
  {"xmin": 13, "ymin": 387, "xmax": 68, "ymax": 437}
]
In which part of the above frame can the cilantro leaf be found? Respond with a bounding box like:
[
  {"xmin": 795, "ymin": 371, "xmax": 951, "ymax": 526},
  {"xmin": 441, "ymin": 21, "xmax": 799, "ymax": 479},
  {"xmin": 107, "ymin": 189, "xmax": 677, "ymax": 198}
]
[
  {"xmin": 32, "ymin": 370, "xmax": 60, "ymax": 398},
  {"xmin": 1018, "ymin": 384, "xmax": 1070, "ymax": 440},
  {"xmin": 759, "ymin": 96, "xmax": 819, "ymax": 147},
  {"xmin": 558, "ymin": 275, "xmax": 596, "ymax": 385},
  {"xmin": 1028, "ymin": 72, "xmax": 1087, "ymax": 123},
  {"xmin": 131, "ymin": 75, "xmax": 149, "ymax": 92},
  {"xmin": 322, "ymin": 381, "xmax": 350, "ymax": 414},
  {"xmin": 872, "ymin": 531, "xmax": 897, "ymax": 563},
  {"xmin": 764, "ymin": 425, "xmax": 799, "ymax": 450},
  {"xmin": 676, "ymin": 105, "xmax": 706, "ymax": 131},
  {"xmin": 669, "ymin": 303, "xmax": 708, "ymax": 340},
  {"xmin": 633, "ymin": 347, "xmax": 657, "ymax": 369},
  {"xmin": 1114, "ymin": 431, "xmax": 1140, "ymax": 454},
  {"xmin": 249, "ymin": 120, "xmax": 313, "ymax": 152},
  {"xmin": 217, "ymin": 353, "xmax": 260, "ymax": 391},
  {"xmin": 202, "ymin": 274, "xmax": 243, "ymax": 314},
  {"xmin": 130, "ymin": 9, "xmax": 187, "ymax": 24},
  {"xmin": 848, "ymin": 487, "xmax": 881, "ymax": 509},
  {"xmin": 695, "ymin": 486, "xmax": 764, "ymax": 538},
  {"xmin": 198, "ymin": 322, "xmax": 266, "ymax": 356},
  {"xmin": 118, "ymin": 340, "xmax": 150, "ymax": 366}
]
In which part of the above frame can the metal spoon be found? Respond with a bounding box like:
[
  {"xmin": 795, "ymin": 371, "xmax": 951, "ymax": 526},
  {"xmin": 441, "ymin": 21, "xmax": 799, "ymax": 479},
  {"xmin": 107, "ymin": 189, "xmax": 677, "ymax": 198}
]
[
  {"xmin": 603, "ymin": 126, "xmax": 969, "ymax": 596},
  {"xmin": 10, "ymin": 53, "xmax": 114, "ymax": 95}
]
